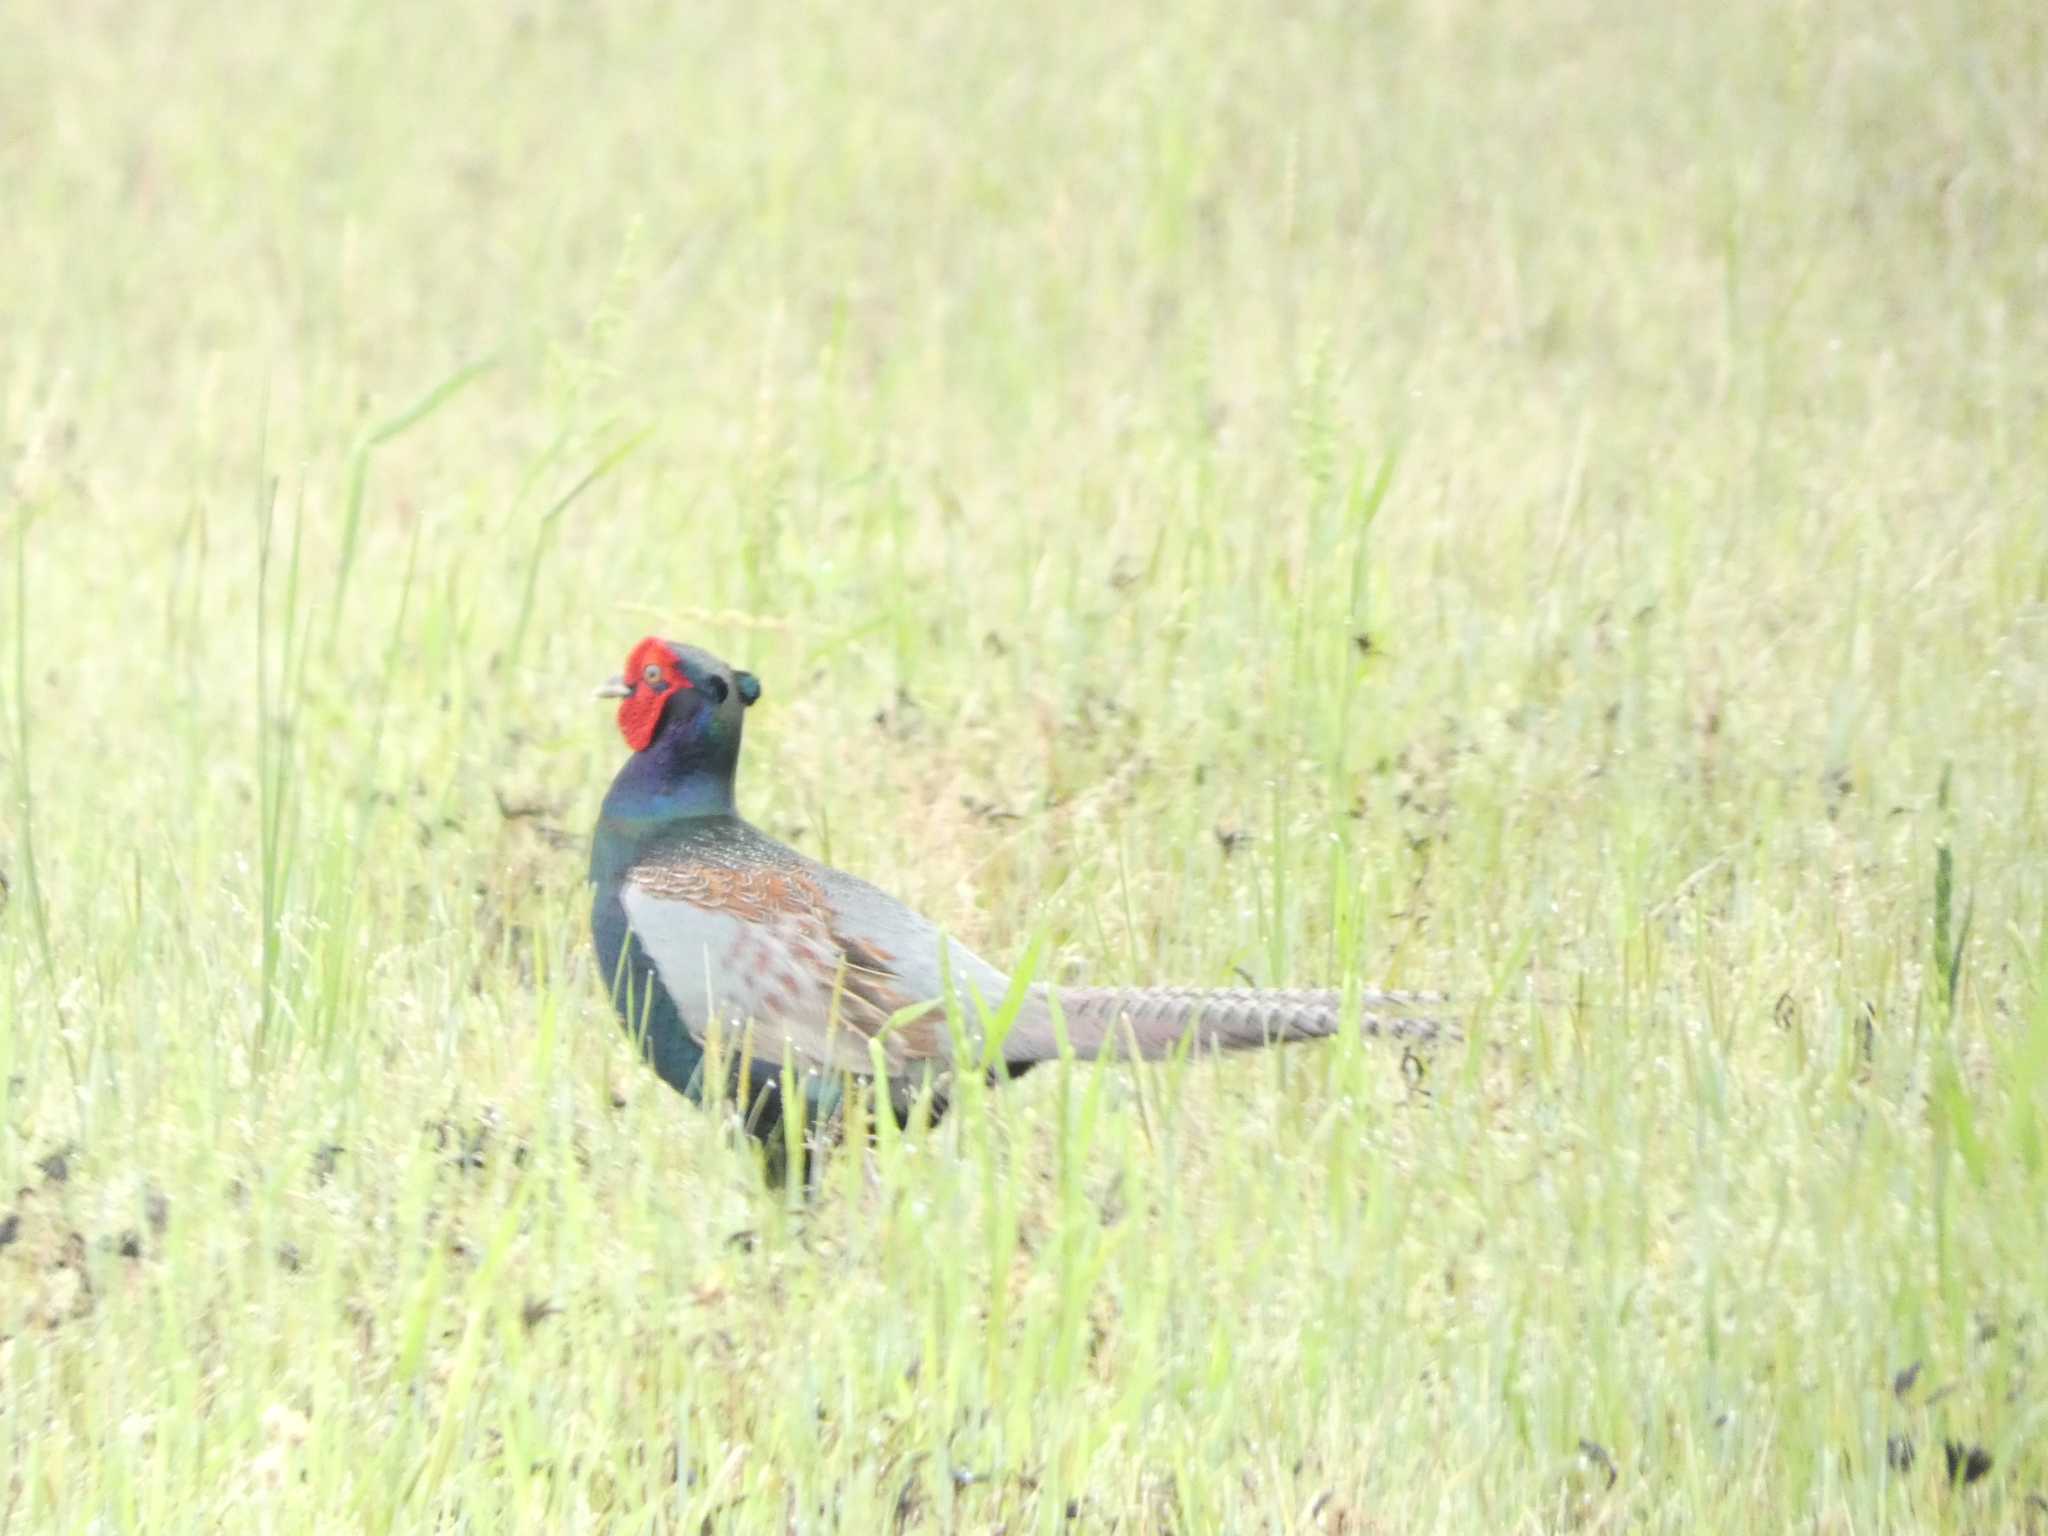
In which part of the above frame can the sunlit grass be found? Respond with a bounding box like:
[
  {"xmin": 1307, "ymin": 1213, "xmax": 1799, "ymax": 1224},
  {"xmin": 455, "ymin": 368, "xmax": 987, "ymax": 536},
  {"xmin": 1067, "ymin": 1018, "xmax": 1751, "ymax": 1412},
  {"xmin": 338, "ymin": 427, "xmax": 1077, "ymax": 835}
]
[{"xmin": 3, "ymin": 0, "xmax": 2046, "ymax": 1529}]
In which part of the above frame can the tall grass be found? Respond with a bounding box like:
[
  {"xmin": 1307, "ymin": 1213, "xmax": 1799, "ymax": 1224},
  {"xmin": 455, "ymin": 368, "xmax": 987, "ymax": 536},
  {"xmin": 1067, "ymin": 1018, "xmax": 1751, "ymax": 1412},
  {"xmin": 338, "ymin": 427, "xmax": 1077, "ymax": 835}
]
[{"xmin": 3, "ymin": 0, "xmax": 2046, "ymax": 1529}]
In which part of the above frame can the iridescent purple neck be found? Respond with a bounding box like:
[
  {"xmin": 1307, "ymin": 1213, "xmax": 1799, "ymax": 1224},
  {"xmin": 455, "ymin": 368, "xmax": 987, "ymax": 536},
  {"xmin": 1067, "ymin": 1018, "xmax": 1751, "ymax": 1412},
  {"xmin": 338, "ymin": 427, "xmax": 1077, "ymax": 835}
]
[{"xmin": 599, "ymin": 704, "xmax": 740, "ymax": 822}]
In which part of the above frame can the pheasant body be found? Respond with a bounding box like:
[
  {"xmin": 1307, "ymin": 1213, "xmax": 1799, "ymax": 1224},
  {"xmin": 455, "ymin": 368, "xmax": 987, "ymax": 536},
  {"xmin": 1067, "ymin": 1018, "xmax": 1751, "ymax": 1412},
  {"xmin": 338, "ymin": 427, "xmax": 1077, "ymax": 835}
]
[{"xmin": 587, "ymin": 638, "xmax": 1448, "ymax": 1152}]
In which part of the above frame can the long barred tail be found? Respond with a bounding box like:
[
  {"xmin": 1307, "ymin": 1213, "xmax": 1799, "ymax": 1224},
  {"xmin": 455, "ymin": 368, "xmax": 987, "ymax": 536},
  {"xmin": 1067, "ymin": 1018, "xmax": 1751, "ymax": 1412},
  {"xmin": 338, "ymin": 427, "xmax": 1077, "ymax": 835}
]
[{"xmin": 1033, "ymin": 985, "xmax": 1456, "ymax": 1061}]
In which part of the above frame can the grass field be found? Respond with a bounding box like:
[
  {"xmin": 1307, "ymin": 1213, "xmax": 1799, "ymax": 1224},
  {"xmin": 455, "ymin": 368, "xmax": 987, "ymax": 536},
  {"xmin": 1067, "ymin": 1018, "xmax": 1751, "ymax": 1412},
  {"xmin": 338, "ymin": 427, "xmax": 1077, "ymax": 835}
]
[{"xmin": 5, "ymin": 0, "xmax": 2047, "ymax": 1529}]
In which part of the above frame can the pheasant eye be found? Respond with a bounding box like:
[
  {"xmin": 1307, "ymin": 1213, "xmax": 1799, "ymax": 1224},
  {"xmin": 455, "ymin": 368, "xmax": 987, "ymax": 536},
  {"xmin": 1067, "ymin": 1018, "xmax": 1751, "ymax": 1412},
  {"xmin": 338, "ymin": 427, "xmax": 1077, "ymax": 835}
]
[
  {"xmin": 642, "ymin": 663, "xmax": 664, "ymax": 686},
  {"xmin": 704, "ymin": 676, "xmax": 730, "ymax": 704}
]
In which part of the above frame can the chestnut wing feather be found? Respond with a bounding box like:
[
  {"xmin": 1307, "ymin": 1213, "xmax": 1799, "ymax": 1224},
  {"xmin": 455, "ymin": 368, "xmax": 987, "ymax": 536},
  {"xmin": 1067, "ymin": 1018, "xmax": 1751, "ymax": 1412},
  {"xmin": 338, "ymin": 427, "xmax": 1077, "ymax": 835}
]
[{"xmin": 621, "ymin": 854, "xmax": 944, "ymax": 1072}]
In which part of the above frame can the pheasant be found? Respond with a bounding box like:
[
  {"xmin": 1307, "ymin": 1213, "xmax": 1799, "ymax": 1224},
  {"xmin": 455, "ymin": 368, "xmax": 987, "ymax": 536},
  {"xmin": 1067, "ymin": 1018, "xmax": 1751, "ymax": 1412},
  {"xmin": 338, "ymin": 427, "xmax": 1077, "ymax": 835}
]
[{"xmin": 588, "ymin": 636, "xmax": 1449, "ymax": 1161}]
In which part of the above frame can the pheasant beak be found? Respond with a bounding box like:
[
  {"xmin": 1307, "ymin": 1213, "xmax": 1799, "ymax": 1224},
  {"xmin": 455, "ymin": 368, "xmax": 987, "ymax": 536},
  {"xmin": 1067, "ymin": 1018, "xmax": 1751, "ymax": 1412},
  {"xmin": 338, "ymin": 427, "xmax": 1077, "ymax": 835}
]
[{"xmin": 593, "ymin": 675, "xmax": 632, "ymax": 700}]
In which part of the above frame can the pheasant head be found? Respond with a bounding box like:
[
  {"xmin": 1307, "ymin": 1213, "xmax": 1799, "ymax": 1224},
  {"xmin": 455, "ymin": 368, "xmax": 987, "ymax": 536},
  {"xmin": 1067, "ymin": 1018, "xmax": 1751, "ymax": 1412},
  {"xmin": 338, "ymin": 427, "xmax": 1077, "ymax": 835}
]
[{"xmin": 596, "ymin": 637, "xmax": 762, "ymax": 819}]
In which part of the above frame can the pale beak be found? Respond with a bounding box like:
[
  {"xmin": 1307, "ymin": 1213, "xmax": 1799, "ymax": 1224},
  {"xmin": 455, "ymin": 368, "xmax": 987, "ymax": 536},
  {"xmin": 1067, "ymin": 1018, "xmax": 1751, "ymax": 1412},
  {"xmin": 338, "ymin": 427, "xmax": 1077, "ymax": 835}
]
[{"xmin": 593, "ymin": 675, "xmax": 631, "ymax": 700}]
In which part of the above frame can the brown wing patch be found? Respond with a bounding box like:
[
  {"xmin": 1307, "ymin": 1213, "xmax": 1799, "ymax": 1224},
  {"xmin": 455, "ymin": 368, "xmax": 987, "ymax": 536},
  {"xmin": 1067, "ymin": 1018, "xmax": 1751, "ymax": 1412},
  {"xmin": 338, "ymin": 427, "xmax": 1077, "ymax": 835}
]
[
  {"xmin": 630, "ymin": 859, "xmax": 827, "ymax": 924},
  {"xmin": 832, "ymin": 934, "xmax": 943, "ymax": 1060},
  {"xmin": 628, "ymin": 849, "xmax": 945, "ymax": 1063}
]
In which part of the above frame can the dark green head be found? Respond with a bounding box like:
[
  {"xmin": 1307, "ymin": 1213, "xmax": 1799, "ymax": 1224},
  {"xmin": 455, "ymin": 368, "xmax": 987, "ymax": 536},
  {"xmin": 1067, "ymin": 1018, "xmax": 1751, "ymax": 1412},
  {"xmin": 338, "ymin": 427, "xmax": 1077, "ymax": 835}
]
[{"xmin": 596, "ymin": 636, "xmax": 762, "ymax": 818}]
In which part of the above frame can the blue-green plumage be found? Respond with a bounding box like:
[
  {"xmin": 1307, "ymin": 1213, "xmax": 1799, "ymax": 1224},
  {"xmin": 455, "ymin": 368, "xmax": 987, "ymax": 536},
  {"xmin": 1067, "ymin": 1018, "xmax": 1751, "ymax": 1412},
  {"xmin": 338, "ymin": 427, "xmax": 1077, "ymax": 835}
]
[{"xmin": 589, "ymin": 820, "xmax": 716, "ymax": 1104}]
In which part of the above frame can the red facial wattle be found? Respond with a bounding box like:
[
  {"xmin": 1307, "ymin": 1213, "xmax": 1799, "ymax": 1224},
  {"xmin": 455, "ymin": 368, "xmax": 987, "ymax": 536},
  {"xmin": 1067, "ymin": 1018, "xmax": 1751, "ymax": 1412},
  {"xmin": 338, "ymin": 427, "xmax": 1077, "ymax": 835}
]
[{"xmin": 617, "ymin": 637, "xmax": 693, "ymax": 752}]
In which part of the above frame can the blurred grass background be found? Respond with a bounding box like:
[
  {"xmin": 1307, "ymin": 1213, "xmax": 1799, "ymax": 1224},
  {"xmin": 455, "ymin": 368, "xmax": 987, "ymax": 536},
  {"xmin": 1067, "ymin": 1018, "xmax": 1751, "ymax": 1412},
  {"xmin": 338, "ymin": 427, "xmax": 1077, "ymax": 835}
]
[{"xmin": 3, "ymin": 0, "xmax": 2046, "ymax": 1529}]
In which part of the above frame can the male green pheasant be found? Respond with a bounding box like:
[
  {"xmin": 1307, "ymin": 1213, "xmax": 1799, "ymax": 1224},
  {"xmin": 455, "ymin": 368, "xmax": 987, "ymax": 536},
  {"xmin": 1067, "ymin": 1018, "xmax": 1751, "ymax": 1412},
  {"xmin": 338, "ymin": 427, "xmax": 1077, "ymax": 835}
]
[{"xmin": 588, "ymin": 636, "xmax": 1449, "ymax": 1153}]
